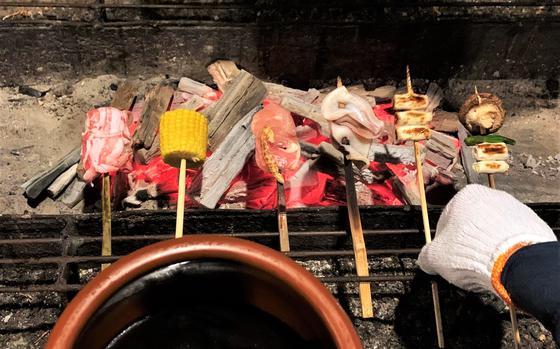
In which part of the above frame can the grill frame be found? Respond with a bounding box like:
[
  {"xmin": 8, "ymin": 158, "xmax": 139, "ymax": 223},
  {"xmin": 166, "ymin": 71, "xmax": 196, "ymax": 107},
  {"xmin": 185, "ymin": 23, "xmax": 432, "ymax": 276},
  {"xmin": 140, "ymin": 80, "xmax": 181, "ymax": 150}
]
[
  {"xmin": 0, "ymin": 203, "xmax": 559, "ymax": 346},
  {"xmin": 1, "ymin": 203, "xmax": 558, "ymax": 291}
]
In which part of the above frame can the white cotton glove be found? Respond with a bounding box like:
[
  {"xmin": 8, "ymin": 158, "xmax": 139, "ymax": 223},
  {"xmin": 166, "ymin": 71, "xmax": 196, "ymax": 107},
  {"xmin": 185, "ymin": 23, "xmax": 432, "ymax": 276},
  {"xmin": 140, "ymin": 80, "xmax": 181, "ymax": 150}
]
[{"xmin": 417, "ymin": 184, "xmax": 557, "ymax": 295}]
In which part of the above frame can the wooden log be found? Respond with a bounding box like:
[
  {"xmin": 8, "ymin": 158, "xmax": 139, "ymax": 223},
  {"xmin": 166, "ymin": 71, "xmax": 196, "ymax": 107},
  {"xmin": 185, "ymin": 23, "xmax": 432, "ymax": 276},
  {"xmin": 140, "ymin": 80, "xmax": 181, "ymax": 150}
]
[
  {"xmin": 458, "ymin": 123, "xmax": 482, "ymax": 184},
  {"xmin": 207, "ymin": 60, "xmax": 241, "ymax": 91},
  {"xmin": 46, "ymin": 163, "xmax": 77, "ymax": 198},
  {"xmin": 23, "ymin": 147, "xmax": 81, "ymax": 199},
  {"xmin": 370, "ymin": 85, "xmax": 396, "ymax": 102},
  {"xmin": 189, "ymin": 107, "xmax": 258, "ymax": 208},
  {"xmin": 134, "ymin": 135, "xmax": 160, "ymax": 165},
  {"xmin": 177, "ymin": 77, "xmax": 213, "ymax": 96},
  {"xmin": 432, "ymin": 110, "xmax": 459, "ymax": 133},
  {"xmin": 347, "ymin": 84, "xmax": 376, "ymax": 105},
  {"xmin": 59, "ymin": 177, "xmax": 86, "ymax": 208},
  {"xmin": 264, "ymin": 82, "xmax": 320, "ymax": 103},
  {"xmin": 278, "ymin": 96, "xmax": 330, "ymax": 135},
  {"xmin": 391, "ymin": 175, "xmax": 421, "ymax": 205},
  {"xmin": 111, "ymin": 80, "xmax": 140, "ymax": 111},
  {"xmin": 428, "ymin": 130, "xmax": 458, "ymax": 157},
  {"xmin": 425, "ymin": 82, "xmax": 443, "ymax": 112},
  {"xmin": 133, "ymin": 84, "xmax": 174, "ymax": 150},
  {"xmin": 177, "ymin": 95, "xmax": 210, "ymax": 111},
  {"xmin": 204, "ymin": 70, "xmax": 266, "ymax": 151}
]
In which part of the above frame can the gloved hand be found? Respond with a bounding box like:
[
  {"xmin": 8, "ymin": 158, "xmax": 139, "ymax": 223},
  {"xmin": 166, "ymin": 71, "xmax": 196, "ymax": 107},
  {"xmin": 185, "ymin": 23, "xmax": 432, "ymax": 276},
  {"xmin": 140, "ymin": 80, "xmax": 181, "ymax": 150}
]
[{"xmin": 417, "ymin": 184, "xmax": 557, "ymax": 298}]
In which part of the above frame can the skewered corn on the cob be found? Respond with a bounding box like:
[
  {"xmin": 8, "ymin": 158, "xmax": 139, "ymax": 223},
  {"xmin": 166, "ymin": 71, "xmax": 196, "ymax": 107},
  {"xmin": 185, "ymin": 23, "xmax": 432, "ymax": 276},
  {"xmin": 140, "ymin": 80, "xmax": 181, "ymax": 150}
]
[{"xmin": 159, "ymin": 109, "xmax": 208, "ymax": 168}]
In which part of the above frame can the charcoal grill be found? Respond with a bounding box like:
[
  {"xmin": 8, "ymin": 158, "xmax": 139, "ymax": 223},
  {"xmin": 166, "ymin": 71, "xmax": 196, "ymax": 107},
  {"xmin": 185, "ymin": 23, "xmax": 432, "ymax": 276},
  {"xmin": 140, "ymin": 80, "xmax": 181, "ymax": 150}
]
[
  {"xmin": 1, "ymin": 204, "xmax": 559, "ymax": 347},
  {"xmin": 1, "ymin": 1, "xmax": 560, "ymax": 348}
]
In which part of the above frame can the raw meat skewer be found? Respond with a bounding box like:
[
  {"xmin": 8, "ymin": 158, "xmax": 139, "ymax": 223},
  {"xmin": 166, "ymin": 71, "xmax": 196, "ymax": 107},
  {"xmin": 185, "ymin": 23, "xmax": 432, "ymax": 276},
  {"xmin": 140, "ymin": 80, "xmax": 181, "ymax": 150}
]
[{"xmin": 251, "ymin": 101, "xmax": 300, "ymax": 252}]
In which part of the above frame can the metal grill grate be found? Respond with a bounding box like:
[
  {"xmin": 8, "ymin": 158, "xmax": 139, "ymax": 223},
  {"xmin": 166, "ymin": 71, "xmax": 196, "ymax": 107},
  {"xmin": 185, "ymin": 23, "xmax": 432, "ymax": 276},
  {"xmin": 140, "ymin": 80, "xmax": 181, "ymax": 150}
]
[{"xmin": 0, "ymin": 204, "xmax": 559, "ymax": 345}]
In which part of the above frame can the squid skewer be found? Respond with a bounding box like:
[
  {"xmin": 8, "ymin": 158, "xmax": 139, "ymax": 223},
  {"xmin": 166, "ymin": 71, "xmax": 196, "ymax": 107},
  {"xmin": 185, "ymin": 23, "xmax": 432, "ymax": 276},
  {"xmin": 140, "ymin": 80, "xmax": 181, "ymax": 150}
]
[{"xmin": 337, "ymin": 77, "xmax": 374, "ymax": 318}]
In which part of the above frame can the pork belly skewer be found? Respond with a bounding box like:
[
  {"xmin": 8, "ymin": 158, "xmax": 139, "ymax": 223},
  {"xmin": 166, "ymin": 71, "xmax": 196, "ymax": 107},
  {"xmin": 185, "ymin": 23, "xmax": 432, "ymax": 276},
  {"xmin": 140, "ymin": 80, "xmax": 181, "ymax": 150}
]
[
  {"xmin": 471, "ymin": 140, "xmax": 521, "ymax": 349},
  {"xmin": 395, "ymin": 67, "xmax": 445, "ymax": 347},
  {"xmin": 320, "ymin": 77, "xmax": 376, "ymax": 318},
  {"xmin": 251, "ymin": 101, "xmax": 301, "ymax": 252},
  {"xmin": 80, "ymin": 82, "xmax": 137, "ymax": 270}
]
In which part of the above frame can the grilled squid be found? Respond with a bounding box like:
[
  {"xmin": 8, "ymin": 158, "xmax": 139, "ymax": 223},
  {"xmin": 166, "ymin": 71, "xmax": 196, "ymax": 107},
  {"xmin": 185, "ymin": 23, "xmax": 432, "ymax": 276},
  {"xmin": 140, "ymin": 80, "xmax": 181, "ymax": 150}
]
[{"xmin": 321, "ymin": 86, "xmax": 384, "ymax": 164}]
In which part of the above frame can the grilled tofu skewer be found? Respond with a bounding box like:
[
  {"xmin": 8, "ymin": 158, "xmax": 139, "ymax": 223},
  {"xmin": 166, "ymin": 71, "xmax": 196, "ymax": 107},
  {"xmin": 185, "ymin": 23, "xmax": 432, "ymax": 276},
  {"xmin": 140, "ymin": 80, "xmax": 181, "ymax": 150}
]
[
  {"xmin": 414, "ymin": 141, "xmax": 445, "ymax": 348},
  {"xmin": 473, "ymin": 139, "xmax": 521, "ymax": 349},
  {"xmin": 487, "ymin": 173, "xmax": 521, "ymax": 349},
  {"xmin": 396, "ymin": 67, "xmax": 445, "ymax": 348}
]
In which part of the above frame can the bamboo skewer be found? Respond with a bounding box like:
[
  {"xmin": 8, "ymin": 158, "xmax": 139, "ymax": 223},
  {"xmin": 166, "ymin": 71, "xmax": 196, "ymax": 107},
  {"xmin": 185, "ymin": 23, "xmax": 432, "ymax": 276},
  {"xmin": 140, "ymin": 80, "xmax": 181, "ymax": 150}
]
[
  {"xmin": 335, "ymin": 76, "xmax": 374, "ymax": 318},
  {"xmin": 487, "ymin": 173, "xmax": 521, "ymax": 349},
  {"xmin": 175, "ymin": 158, "xmax": 187, "ymax": 239},
  {"xmin": 101, "ymin": 173, "xmax": 112, "ymax": 271},
  {"xmin": 277, "ymin": 181, "xmax": 290, "ymax": 252},
  {"xmin": 414, "ymin": 141, "xmax": 445, "ymax": 348}
]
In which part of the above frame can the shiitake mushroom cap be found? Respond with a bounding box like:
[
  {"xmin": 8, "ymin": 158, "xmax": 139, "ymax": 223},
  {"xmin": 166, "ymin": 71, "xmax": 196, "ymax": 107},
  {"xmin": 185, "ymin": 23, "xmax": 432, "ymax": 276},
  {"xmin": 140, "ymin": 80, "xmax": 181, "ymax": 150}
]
[{"xmin": 459, "ymin": 92, "xmax": 505, "ymax": 135}]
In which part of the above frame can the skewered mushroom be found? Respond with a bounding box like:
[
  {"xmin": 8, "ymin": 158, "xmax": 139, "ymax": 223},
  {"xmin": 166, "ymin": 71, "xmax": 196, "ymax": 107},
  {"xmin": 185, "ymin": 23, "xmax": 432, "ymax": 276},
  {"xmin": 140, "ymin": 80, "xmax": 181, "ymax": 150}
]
[{"xmin": 459, "ymin": 87, "xmax": 505, "ymax": 135}]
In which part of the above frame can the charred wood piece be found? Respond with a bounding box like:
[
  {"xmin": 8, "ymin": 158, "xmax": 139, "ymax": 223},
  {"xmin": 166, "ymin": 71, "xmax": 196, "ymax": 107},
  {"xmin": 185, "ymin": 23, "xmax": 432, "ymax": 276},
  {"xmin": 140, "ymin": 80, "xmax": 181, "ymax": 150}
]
[
  {"xmin": 204, "ymin": 70, "xmax": 266, "ymax": 151},
  {"xmin": 189, "ymin": 107, "xmax": 259, "ymax": 208}
]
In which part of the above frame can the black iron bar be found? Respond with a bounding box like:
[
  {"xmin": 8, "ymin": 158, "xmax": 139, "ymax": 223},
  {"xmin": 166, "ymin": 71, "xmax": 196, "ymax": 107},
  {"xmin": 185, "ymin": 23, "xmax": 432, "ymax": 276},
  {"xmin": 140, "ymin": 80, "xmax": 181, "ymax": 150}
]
[
  {"xmin": 288, "ymin": 248, "xmax": 420, "ymax": 258},
  {"xmin": 0, "ymin": 275, "xmax": 418, "ymax": 293},
  {"xmin": 0, "ymin": 1, "xmax": 556, "ymax": 9},
  {"xmin": 320, "ymin": 275, "xmax": 415, "ymax": 283},
  {"xmin": 0, "ymin": 228, "xmax": 430, "ymax": 245},
  {"xmin": 0, "ymin": 248, "xmax": 421, "ymax": 265}
]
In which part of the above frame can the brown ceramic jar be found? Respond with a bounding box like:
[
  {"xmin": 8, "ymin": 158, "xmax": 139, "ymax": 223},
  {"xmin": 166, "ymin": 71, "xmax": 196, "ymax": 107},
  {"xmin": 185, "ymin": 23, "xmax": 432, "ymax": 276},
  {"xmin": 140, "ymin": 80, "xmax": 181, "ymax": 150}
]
[{"xmin": 46, "ymin": 235, "xmax": 363, "ymax": 349}]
